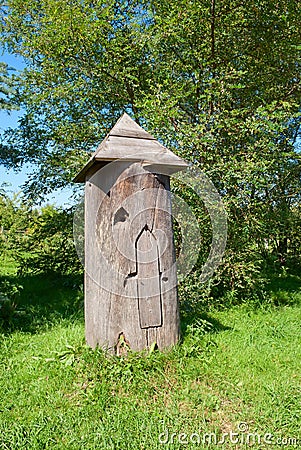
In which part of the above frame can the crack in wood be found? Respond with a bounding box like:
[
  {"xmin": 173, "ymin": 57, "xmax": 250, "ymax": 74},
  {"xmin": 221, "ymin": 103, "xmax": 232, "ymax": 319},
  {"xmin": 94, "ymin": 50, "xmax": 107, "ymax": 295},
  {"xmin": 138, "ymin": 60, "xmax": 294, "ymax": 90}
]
[
  {"xmin": 123, "ymin": 271, "xmax": 137, "ymax": 287},
  {"xmin": 115, "ymin": 332, "xmax": 131, "ymax": 356}
]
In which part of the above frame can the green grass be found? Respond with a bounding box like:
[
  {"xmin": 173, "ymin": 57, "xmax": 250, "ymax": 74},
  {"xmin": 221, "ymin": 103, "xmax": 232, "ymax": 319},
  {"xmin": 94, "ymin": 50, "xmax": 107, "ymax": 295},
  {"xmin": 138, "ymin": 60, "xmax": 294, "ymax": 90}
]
[{"xmin": 0, "ymin": 264, "xmax": 300, "ymax": 449}]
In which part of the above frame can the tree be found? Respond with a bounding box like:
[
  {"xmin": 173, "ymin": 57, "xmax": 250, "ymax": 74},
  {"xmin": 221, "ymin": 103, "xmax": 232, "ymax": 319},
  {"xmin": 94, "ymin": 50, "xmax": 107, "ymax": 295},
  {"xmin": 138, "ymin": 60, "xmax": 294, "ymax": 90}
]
[
  {"xmin": 0, "ymin": 0, "xmax": 152, "ymax": 195},
  {"xmin": 0, "ymin": 0, "xmax": 300, "ymax": 297},
  {"xmin": 0, "ymin": 59, "xmax": 18, "ymax": 161},
  {"xmin": 0, "ymin": 60, "xmax": 16, "ymax": 109}
]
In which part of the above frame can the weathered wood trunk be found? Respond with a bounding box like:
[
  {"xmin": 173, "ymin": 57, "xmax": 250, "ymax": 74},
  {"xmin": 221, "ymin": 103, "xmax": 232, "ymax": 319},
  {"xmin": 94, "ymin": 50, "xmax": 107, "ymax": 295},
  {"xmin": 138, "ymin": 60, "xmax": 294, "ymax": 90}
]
[
  {"xmin": 85, "ymin": 162, "xmax": 180, "ymax": 353},
  {"xmin": 74, "ymin": 113, "xmax": 187, "ymax": 353}
]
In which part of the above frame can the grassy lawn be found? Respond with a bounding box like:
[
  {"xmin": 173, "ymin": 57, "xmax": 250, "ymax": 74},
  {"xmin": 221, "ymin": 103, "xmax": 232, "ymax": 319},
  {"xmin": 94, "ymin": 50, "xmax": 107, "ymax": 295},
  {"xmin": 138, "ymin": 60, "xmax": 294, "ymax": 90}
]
[{"xmin": 0, "ymin": 261, "xmax": 300, "ymax": 449}]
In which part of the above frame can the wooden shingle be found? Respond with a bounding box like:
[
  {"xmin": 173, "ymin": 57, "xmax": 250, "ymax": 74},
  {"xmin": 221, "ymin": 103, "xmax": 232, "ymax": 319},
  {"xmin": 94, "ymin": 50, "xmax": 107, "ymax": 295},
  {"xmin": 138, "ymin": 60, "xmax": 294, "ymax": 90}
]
[{"xmin": 74, "ymin": 113, "xmax": 187, "ymax": 182}]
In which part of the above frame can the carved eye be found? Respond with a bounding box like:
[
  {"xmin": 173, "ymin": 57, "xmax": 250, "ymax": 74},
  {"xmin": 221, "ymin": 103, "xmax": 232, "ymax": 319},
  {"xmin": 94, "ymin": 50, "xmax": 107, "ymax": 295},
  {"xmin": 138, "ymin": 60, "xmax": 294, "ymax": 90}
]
[{"xmin": 114, "ymin": 207, "xmax": 129, "ymax": 225}]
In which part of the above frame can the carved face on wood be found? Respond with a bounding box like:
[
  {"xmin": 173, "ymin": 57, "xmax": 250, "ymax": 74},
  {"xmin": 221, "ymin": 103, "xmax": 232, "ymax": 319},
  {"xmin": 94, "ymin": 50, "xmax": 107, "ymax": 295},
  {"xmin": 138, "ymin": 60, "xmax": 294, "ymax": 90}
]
[
  {"xmin": 95, "ymin": 163, "xmax": 175, "ymax": 330},
  {"xmin": 84, "ymin": 162, "xmax": 179, "ymax": 352},
  {"xmin": 75, "ymin": 113, "xmax": 185, "ymax": 352}
]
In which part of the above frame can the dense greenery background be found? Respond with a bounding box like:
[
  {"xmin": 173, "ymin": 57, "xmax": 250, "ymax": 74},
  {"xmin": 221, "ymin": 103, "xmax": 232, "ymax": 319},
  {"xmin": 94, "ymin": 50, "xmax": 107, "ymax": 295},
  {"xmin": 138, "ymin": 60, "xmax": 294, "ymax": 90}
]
[
  {"xmin": 0, "ymin": 4, "xmax": 300, "ymax": 448},
  {"xmin": 0, "ymin": 0, "xmax": 300, "ymax": 303}
]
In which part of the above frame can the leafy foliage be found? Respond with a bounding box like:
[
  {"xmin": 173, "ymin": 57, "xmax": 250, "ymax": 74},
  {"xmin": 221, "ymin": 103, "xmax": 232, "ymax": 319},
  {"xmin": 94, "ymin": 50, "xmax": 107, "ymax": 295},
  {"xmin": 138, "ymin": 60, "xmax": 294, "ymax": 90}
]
[
  {"xmin": 0, "ymin": 193, "xmax": 83, "ymax": 276},
  {"xmin": 15, "ymin": 204, "xmax": 83, "ymax": 276},
  {"xmin": 0, "ymin": 0, "xmax": 300, "ymax": 298},
  {"xmin": 0, "ymin": 278, "xmax": 23, "ymax": 327},
  {"xmin": 0, "ymin": 61, "xmax": 17, "ymax": 110}
]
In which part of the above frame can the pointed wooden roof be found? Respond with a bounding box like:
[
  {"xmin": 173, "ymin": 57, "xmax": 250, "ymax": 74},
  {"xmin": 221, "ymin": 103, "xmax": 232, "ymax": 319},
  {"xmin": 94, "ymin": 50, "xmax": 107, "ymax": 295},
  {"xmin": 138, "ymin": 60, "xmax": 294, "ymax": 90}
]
[{"xmin": 74, "ymin": 113, "xmax": 188, "ymax": 182}]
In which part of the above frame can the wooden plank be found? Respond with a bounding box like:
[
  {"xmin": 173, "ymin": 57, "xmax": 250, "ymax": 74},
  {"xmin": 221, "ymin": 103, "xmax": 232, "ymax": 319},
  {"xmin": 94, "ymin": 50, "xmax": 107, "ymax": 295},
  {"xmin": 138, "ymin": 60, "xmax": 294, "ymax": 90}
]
[
  {"xmin": 74, "ymin": 113, "xmax": 187, "ymax": 184},
  {"xmin": 137, "ymin": 229, "xmax": 162, "ymax": 328},
  {"xmin": 95, "ymin": 135, "xmax": 187, "ymax": 168},
  {"xmin": 84, "ymin": 176, "xmax": 111, "ymax": 349},
  {"xmin": 109, "ymin": 113, "xmax": 156, "ymax": 140},
  {"xmin": 153, "ymin": 175, "xmax": 180, "ymax": 349}
]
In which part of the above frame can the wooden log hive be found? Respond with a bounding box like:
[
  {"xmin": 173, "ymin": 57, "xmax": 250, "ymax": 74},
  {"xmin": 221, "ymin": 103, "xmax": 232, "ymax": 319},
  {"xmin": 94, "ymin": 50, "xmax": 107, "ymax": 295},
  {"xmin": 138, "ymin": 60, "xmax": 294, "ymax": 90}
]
[{"xmin": 74, "ymin": 113, "xmax": 187, "ymax": 353}]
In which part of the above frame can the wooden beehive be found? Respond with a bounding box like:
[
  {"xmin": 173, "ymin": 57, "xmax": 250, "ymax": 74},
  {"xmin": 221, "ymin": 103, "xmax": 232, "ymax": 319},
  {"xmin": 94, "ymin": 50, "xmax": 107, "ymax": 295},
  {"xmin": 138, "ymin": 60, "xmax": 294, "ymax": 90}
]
[{"xmin": 74, "ymin": 113, "xmax": 187, "ymax": 353}]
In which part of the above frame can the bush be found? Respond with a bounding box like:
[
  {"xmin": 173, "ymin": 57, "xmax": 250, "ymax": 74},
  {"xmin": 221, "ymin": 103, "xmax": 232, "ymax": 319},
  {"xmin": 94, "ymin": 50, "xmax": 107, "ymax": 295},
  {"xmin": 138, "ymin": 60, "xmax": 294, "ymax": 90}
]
[
  {"xmin": 0, "ymin": 280, "xmax": 23, "ymax": 327},
  {"xmin": 0, "ymin": 193, "xmax": 83, "ymax": 276},
  {"xmin": 15, "ymin": 205, "xmax": 83, "ymax": 276}
]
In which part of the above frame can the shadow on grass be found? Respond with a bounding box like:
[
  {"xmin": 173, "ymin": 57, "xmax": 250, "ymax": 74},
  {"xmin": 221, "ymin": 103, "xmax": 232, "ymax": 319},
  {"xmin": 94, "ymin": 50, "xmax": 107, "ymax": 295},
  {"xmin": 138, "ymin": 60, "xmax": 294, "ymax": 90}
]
[
  {"xmin": 0, "ymin": 272, "xmax": 84, "ymax": 334},
  {"xmin": 264, "ymin": 272, "xmax": 301, "ymax": 307},
  {"xmin": 1, "ymin": 271, "xmax": 232, "ymax": 340},
  {"xmin": 179, "ymin": 270, "xmax": 301, "ymax": 339},
  {"xmin": 2, "ymin": 269, "xmax": 300, "ymax": 338},
  {"xmin": 180, "ymin": 308, "xmax": 232, "ymax": 339}
]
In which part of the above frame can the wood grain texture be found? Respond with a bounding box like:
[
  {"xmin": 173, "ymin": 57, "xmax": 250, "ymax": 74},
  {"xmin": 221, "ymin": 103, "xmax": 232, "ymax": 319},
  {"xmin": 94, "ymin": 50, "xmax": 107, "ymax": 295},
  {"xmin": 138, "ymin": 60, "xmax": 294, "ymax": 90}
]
[
  {"xmin": 109, "ymin": 112, "xmax": 156, "ymax": 140},
  {"xmin": 96, "ymin": 135, "xmax": 187, "ymax": 168},
  {"xmin": 84, "ymin": 162, "xmax": 180, "ymax": 353},
  {"xmin": 137, "ymin": 229, "xmax": 162, "ymax": 329}
]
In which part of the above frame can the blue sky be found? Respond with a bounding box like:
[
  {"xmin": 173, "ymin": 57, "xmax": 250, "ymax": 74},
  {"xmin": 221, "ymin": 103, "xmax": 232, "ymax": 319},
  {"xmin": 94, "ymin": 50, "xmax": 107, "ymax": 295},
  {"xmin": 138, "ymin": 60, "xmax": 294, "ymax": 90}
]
[{"xmin": 0, "ymin": 50, "xmax": 75, "ymax": 207}]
